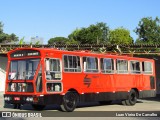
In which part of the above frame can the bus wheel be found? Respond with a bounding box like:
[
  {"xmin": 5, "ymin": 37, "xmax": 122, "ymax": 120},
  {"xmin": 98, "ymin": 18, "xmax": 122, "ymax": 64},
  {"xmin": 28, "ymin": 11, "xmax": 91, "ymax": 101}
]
[
  {"xmin": 125, "ymin": 89, "xmax": 137, "ymax": 106},
  {"xmin": 99, "ymin": 101, "xmax": 112, "ymax": 105},
  {"xmin": 32, "ymin": 104, "xmax": 46, "ymax": 110},
  {"xmin": 60, "ymin": 92, "xmax": 78, "ymax": 112},
  {"xmin": 122, "ymin": 100, "xmax": 127, "ymax": 105}
]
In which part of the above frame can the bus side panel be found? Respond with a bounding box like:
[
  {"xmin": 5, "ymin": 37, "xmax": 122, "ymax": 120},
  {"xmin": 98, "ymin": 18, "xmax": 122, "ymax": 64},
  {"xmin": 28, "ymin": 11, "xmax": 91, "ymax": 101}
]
[
  {"xmin": 142, "ymin": 75, "xmax": 155, "ymax": 90},
  {"xmin": 79, "ymin": 92, "xmax": 129, "ymax": 102},
  {"xmin": 62, "ymin": 73, "xmax": 83, "ymax": 93},
  {"xmin": 114, "ymin": 74, "xmax": 137, "ymax": 91},
  {"xmin": 98, "ymin": 74, "xmax": 115, "ymax": 92}
]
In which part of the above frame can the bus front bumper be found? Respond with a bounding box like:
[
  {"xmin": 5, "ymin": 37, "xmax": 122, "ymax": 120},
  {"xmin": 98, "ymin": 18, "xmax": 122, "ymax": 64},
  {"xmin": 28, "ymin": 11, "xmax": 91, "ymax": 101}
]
[{"xmin": 4, "ymin": 94, "xmax": 63, "ymax": 105}]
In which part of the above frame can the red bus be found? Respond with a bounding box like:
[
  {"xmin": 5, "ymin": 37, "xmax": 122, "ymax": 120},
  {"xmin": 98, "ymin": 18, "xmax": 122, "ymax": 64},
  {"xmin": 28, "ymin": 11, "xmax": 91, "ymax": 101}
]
[{"xmin": 4, "ymin": 48, "xmax": 156, "ymax": 112}]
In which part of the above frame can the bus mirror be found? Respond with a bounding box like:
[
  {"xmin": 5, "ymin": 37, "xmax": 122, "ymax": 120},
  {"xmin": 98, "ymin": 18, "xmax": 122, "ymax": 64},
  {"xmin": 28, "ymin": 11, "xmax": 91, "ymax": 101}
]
[
  {"xmin": 84, "ymin": 62, "xmax": 86, "ymax": 72},
  {"xmin": 46, "ymin": 59, "xmax": 50, "ymax": 72}
]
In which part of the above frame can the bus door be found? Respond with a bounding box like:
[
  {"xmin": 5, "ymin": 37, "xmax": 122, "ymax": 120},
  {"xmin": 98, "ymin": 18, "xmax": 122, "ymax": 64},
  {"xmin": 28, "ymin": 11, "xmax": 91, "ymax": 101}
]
[{"xmin": 45, "ymin": 58, "xmax": 62, "ymax": 93}]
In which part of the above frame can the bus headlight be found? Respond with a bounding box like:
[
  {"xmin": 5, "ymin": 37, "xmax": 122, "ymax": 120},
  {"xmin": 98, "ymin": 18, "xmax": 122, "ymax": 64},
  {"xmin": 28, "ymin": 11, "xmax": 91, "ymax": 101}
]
[
  {"xmin": 29, "ymin": 97, "xmax": 33, "ymax": 102},
  {"xmin": 26, "ymin": 97, "xmax": 33, "ymax": 102},
  {"xmin": 4, "ymin": 97, "xmax": 11, "ymax": 101}
]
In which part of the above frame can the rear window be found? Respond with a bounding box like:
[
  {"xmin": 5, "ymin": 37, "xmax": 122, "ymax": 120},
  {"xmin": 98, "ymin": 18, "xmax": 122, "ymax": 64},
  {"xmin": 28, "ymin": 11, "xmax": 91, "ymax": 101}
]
[{"xmin": 142, "ymin": 61, "xmax": 153, "ymax": 74}]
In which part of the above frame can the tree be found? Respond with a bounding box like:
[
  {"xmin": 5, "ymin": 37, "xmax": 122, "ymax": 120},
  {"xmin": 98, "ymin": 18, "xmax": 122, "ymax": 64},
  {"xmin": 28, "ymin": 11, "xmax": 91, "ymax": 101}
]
[
  {"xmin": 48, "ymin": 37, "xmax": 69, "ymax": 44},
  {"xmin": 0, "ymin": 22, "xmax": 3, "ymax": 34},
  {"xmin": 10, "ymin": 33, "xmax": 19, "ymax": 42},
  {"xmin": 109, "ymin": 27, "xmax": 133, "ymax": 44},
  {"xmin": 68, "ymin": 28, "xmax": 81, "ymax": 44},
  {"xmin": 135, "ymin": 17, "xmax": 160, "ymax": 44},
  {"xmin": 0, "ymin": 21, "xmax": 19, "ymax": 43},
  {"xmin": 68, "ymin": 22, "xmax": 109, "ymax": 44},
  {"xmin": 0, "ymin": 34, "xmax": 7, "ymax": 43}
]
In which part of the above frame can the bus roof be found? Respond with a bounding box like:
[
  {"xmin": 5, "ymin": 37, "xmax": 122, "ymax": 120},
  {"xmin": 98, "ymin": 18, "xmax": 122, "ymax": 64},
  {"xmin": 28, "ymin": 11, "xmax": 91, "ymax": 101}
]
[{"xmin": 8, "ymin": 47, "xmax": 154, "ymax": 61}]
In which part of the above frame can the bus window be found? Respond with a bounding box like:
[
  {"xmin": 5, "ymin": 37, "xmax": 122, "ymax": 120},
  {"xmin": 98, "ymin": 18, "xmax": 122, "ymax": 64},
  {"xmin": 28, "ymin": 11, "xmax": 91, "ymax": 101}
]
[
  {"xmin": 101, "ymin": 58, "xmax": 114, "ymax": 73},
  {"xmin": 130, "ymin": 61, "xmax": 141, "ymax": 74},
  {"xmin": 47, "ymin": 83, "xmax": 62, "ymax": 92},
  {"xmin": 63, "ymin": 55, "xmax": 81, "ymax": 72},
  {"xmin": 142, "ymin": 61, "xmax": 153, "ymax": 74},
  {"xmin": 116, "ymin": 59, "xmax": 128, "ymax": 73},
  {"xmin": 9, "ymin": 59, "xmax": 40, "ymax": 80},
  {"xmin": 46, "ymin": 59, "xmax": 61, "ymax": 80},
  {"xmin": 8, "ymin": 82, "xmax": 34, "ymax": 92},
  {"xmin": 83, "ymin": 57, "xmax": 98, "ymax": 72}
]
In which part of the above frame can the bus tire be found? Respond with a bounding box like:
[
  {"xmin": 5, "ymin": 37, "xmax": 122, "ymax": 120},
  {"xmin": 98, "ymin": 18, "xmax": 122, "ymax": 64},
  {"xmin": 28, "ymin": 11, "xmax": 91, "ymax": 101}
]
[
  {"xmin": 99, "ymin": 101, "xmax": 112, "ymax": 105},
  {"xmin": 125, "ymin": 89, "xmax": 137, "ymax": 106},
  {"xmin": 60, "ymin": 92, "xmax": 78, "ymax": 112},
  {"xmin": 122, "ymin": 100, "xmax": 127, "ymax": 105},
  {"xmin": 32, "ymin": 104, "xmax": 45, "ymax": 110}
]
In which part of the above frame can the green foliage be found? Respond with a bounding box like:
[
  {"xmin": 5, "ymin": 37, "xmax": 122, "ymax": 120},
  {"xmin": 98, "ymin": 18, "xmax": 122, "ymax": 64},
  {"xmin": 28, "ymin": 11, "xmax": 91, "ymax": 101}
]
[
  {"xmin": 19, "ymin": 37, "xmax": 25, "ymax": 45},
  {"xmin": 30, "ymin": 41, "xmax": 40, "ymax": 45},
  {"xmin": 0, "ymin": 21, "xmax": 19, "ymax": 43},
  {"xmin": 48, "ymin": 37, "xmax": 69, "ymax": 44},
  {"xmin": 0, "ymin": 34, "xmax": 7, "ymax": 43},
  {"xmin": 135, "ymin": 17, "xmax": 160, "ymax": 44},
  {"xmin": 109, "ymin": 27, "xmax": 133, "ymax": 44},
  {"xmin": 68, "ymin": 22, "xmax": 109, "ymax": 44},
  {"xmin": 0, "ymin": 22, "xmax": 3, "ymax": 34},
  {"xmin": 35, "ymin": 41, "xmax": 40, "ymax": 45}
]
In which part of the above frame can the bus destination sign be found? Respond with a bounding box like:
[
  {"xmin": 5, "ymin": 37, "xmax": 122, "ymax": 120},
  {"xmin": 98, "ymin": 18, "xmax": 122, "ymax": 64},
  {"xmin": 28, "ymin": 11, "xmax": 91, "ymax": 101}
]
[{"xmin": 10, "ymin": 50, "xmax": 40, "ymax": 58}]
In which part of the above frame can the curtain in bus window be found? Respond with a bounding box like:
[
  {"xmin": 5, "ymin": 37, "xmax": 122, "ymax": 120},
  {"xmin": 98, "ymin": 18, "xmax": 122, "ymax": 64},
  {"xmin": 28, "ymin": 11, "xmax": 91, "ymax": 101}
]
[
  {"xmin": 10, "ymin": 61, "xmax": 18, "ymax": 80},
  {"xmin": 68, "ymin": 56, "xmax": 73, "ymax": 69},
  {"xmin": 46, "ymin": 59, "xmax": 61, "ymax": 80},
  {"xmin": 130, "ymin": 61, "xmax": 140, "ymax": 73},
  {"xmin": 36, "ymin": 66, "xmax": 42, "ymax": 92},
  {"xmin": 101, "ymin": 58, "xmax": 113, "ymax": 73},
  {"xmin": 73, "ymin": 56, "xmax": 77, "ymax": 68},
  {"xmin": 77, "ymin": 56, "xmax": 81, "ymax": 71},
  {"xmin": 117, "ymin": 60, "xmax": 128, "ymax": 73},
  {"xmin": 27, "ymin": 59, "xmax": 39, "ymax": 80},
  {"xmin": 143, "ymin": 62, "xmax": 152, "ymax": 74},
  {"xmin": 86, "ymin": 57, "xmax": 98, "ymax": 72},
  {"xmin": 50, "ymin": 59, "xmax": 60, "ymax": 71},
  {"xmin": 18, "ymin": 61, "xmax": 26, "ymax": 79},
  {"xmin": 64, "ymin": 56, "xmax": 68, "ymax": 69}
]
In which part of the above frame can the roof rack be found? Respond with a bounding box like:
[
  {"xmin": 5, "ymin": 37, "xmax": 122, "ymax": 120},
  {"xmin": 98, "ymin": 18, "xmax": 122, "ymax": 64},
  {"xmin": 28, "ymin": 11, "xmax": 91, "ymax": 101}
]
[{"xmin": 74, "ymin": 50, "xmax": 91, "ymax": 53}]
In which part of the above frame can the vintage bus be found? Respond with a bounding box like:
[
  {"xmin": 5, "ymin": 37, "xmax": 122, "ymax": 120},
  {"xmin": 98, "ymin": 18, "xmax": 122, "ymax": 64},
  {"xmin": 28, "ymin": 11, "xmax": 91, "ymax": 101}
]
[{"xmin": 4, "ymin": 48, "xmax": 156, "ymax": 112}]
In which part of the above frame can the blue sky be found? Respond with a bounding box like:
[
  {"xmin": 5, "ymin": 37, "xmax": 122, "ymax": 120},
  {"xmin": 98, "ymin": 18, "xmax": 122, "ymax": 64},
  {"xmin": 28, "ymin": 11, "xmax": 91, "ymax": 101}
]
[{"xmin": 0, "ymin": 0, "xmax": 160, "ymax": 44}]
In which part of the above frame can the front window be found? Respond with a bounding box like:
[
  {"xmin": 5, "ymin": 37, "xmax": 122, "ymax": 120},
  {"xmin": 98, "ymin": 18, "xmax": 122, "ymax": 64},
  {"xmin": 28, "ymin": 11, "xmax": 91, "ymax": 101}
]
[
  {"xmin": 8, "ymin": 59, "xmax": 40, "ymax": 80},
  {"xmin": 8, "ymin": 82, "xmax": 34, "ymax": 92},
  {"xmin": 142, "ymin": 61, "xmax": 153, "ymax": 74}
]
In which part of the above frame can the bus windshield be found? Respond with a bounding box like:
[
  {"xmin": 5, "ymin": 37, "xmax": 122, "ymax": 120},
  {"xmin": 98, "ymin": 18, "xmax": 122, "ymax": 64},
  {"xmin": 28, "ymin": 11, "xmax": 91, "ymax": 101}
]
[{"xmin": 8, "ymin": 59, "xmax": 40, "ymax": 80}]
